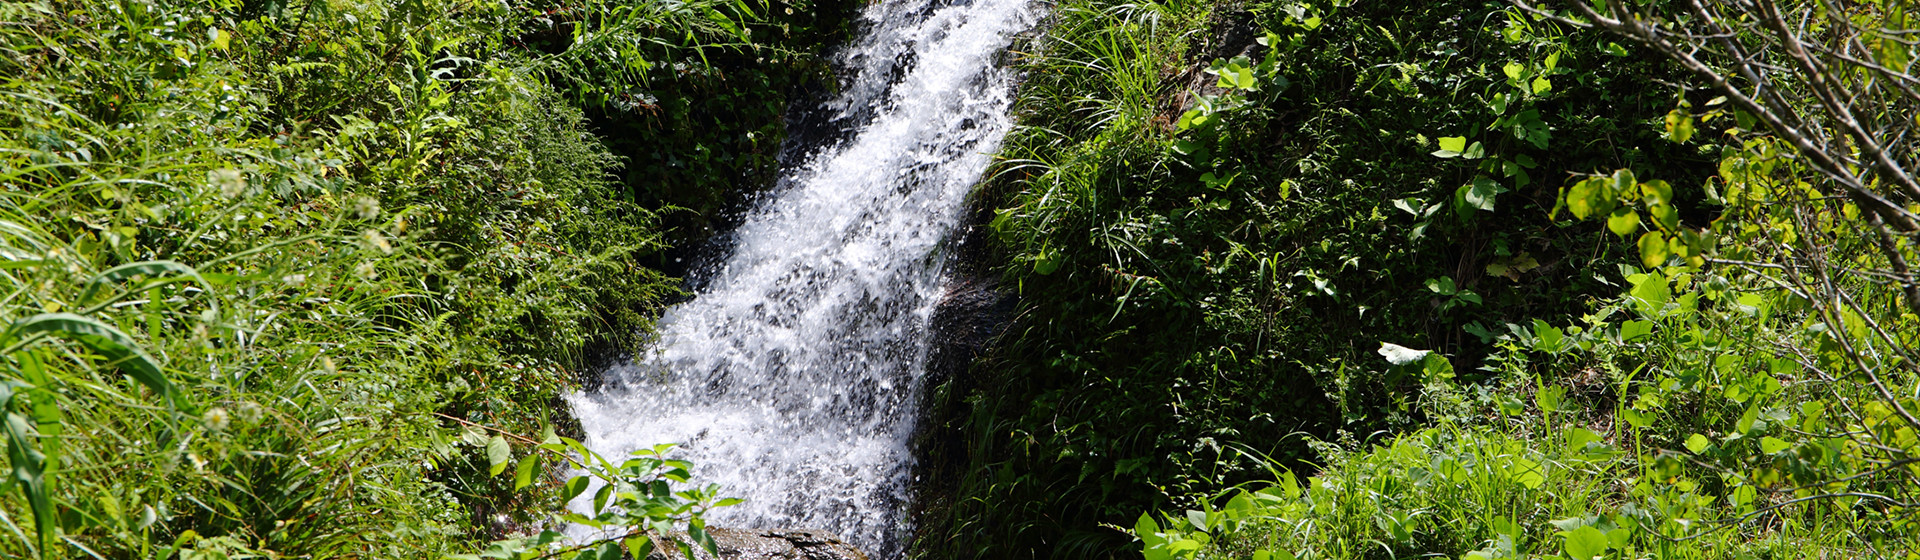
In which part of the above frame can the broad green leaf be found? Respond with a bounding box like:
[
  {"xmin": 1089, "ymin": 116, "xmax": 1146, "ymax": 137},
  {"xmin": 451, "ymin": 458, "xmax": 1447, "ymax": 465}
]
[
  {"xmin": 1640, "ymin": 179, "xmax": 1673, "ymax": 205},
  {"xmin": 1628, "ymin": 271, "xmax": 1670, "ymax": 314},
  {"xmin": 625, "ymin": 535, "xmax": 654, "ymax": 558},
  {"xmin": 513, "ymin": 454, "xmax": 540, "ymax": 491},
  {"xmin": 1685, "ymin": 433, "xmax": 1710, "ymax": 453},
  {"xmin": 1135, "ymin": 512, "xmax": 1163, "ymax": 545},
  {"xmin": 1532, "ymin": 319, "xmax": 1565, "ymax": 353},
  {"xmin": 561, "ymin": 475, "xmax": 592, "ymax": 502},
  {"xmin": 1606, "ymin": 208, "xmax": 1640, "ymax": 237},
  {"xmin": 8, "ymin": 313, "xmax": 172, "ymax": 402},
  {"xmin": 1531, "ymin": 76, "xmax": 1552, "ymax": 94},
  {"xmin": 1392, "ymin": 198, "xmax": 1421, "ymax": 216},
  {"xmin": 485, "ymin": 435, "xmax": 511, "ymax": 476},
  {"xmin": 1461, "ymin": 178, "xmax": 1504, "ymax": 211},
  {"xmin": 1610, "ymin": 169, "xmax": 1637, "ymax": 197},
  {"xmin": 1462, "ymin": 141, "xmax": 1486, "ymax": 160},
  {"xmin": 1734, "ymin": 292, "xmax": 1768, "ymax": 316},
  {"xmin": 1186, "ymin": 509, "xmax": 1209, "ymax": 532},
  {"xmin": 1620, "ymin": 320, "xmax": 1655, "ymax": 341},
  {"xmin": 1509, "ymin": 457, "xmax": 1546, "ymax": 489},
  {"xmin": 1728, "ymin": 484, "xmax": 1757, "ymax": 508},
  {"xmin": 1231, "ymin": 67, "xmax": 1257, "ymax": 90},
  {"xmin": 1637, "ymin": 232, "xmax": 1671, "ymax": 269},
  {"xmin": 1736, "ymin": 404, "xmax": 1759, "ymax": 433},
  {"xmin": 1566, "ymin": 178, "xmax": 1612, "ymax": 220},
  {"xmin": 1561, "ymin": 525, "xmax": 1609, "ymax": 560},
  {"xmin": 1421, "ymin": 353, "xmax": 1455, "ymax": 382},
  {"xmin": 1433, "ymin": 136, "xmax": 1468, "ymax": 158},
  {"xmin": 592, "ymin": 480, "xmax": 614, "ymax": 513},
  {"xmin": 1648, "ymin": 202, "xmax": 1679, "ymax": 232},
  {"xmin": 1665, "ymin": 109, "xmax": 1695, "ymax": 143},
  {"xmin": 1761, "ymin": 436, "xmax": 1790, "ymax": 454},
  {"xmin": 1606, "ymin": 528, "xmax": 1632, "ymax": 551},
  {"xmin": 1033, "ymin": 249, "xmax": 1061, "ymax": 275},
  {"xmin": 1621, "ymin": 408, "xmax": 1653, "ymax": 428}
]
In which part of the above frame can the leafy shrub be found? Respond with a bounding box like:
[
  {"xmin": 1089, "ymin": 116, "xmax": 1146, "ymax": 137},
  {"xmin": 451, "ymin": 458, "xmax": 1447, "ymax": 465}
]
[
  {"xmin": 921, "ymin": 0, "xmax": 1713, "ymax": 557},
  {"xmin": 1131, "ymin": 3, "xmax": 1920, "ymax": 557}
]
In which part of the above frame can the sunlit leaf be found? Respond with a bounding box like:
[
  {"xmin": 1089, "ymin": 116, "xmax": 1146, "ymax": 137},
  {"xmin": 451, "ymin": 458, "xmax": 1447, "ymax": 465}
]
[
  {"xmin": 486, "ymin": 435, "xmax": 512, "ymax": 476},
  {"xmin": 7, "ymin": 313, "xmax": 172, "ymax": 403},
  {"xmin": 1665, "ymin": 109, "xmax": 1695, "ymax": 143},
  {"xmin": 1561, "ymin": 525, "xmax": 1609, "ymax": 560},
  {"xmin": 1637, "ymin": 232, "xmax": 1670, "ymax": 269},
  {"xmin": 1606, "ymin": 208, "xmax": 1640, "ymax": 237}
]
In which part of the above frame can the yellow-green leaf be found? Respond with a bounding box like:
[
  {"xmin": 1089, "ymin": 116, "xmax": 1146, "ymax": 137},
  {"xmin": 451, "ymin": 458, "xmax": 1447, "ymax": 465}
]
[
  {"xmin": 1639, "ymin": 179, "xmax": 1672, "ymax": 205},
  {"xmin": 1648, "ymin": 202, "xmax": 1679, "ymax": 232},
  {"xmin": 1611, "ymin": 169, "xmax": 1636, "ymax": 197},
  {"xmin": 1566, "ymin": 178, "xmax": 1611, "ymax": 220},
  {"xmin": 1637, "ymin": 231, "xmax": 1670, "ymax": 268},
  {"xmin": 1665, "ymin": 109, "xmax": 1695, "ymax": 143},
  {"xmin": 1606, "ymin": 208, "xmax": 1640, "ymax": 237}
]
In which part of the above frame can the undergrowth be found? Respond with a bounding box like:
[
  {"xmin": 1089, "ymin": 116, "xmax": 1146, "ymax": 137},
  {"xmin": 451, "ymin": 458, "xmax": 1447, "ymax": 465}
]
[
  {"xmin": 0, "ymin": 0, "xmax": 849, "ymax": 556},
  {"xmin": 918, "ymin": 0, "xmax": 1717, "ymax": 557}
]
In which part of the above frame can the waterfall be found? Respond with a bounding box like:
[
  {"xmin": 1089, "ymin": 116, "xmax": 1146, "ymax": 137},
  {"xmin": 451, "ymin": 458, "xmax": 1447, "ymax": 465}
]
[{"xmin": 566, "ymin": 0, "xmax": 1036, "ymax": 556}]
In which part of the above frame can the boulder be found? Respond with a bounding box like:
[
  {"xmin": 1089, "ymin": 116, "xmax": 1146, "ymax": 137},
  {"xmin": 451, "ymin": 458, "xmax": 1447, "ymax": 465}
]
[{"xmin": 648, "ymin": 528, "xmax": 868, "ymax": 560}]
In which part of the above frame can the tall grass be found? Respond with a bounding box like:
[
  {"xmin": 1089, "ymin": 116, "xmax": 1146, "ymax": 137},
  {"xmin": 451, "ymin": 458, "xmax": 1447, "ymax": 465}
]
[{"xmin": 0, "ymin": 0, "xmax": 826, "ymax": 556}]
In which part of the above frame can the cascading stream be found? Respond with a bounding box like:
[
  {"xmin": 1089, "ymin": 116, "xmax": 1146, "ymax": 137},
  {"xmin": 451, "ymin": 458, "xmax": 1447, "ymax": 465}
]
[{"xmin": 566, "ymin": 0, "xmax": 1035, "ymax": 556}]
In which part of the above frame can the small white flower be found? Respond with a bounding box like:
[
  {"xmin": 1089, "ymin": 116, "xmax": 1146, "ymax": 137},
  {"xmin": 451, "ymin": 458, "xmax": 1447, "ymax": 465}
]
[
  {"xmin": 364, "ymin": 229, "xmax": 392, "ymax": 254},
  {"xmin": 352, "ymin": 195, "xmax": 381, "ymax": 220},
  {"xmin": 236, "ymin": 402, "xmax": 265, "ymax": 425},
  {"xmin": 283, "ymin": 273, "xmax": 307, "ymax": 286},
  {"xmin": 354, "ymin": 261, "xmax": 378, "ymax": 281},
  {"xmin": 209, "ymin": 168, "xmax": 246, "ymax": 198},
  {"xmin": 203, "ymin": 407, "xmax": 231, "ymax": 432}
]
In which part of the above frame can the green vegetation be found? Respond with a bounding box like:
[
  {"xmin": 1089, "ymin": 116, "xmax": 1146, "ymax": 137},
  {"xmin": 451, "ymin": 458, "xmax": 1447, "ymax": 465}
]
[
  {"xmin": 8, "ymin": 0, "xmax": 1916, "ymax": 558},
  {"xmin": 922, "ymin": 0, "xmax": 1920, "ymax": 558},
  {"xmin": 0, "ymin": 0, "xmax": 848, "ymax": 556}
]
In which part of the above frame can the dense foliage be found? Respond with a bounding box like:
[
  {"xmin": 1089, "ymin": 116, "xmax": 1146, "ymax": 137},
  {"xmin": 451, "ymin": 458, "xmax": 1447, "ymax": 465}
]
[
  {"xmin": 921, "ymin": 0, "xmax": 1919, "ymax": 558},
  {"xmin": 0, "ymin": 0, "xmax": 849, "ymax": 556},
  {"xmin": 9, "ymin": 0, "xmax": 1915, "ymax": 558}
]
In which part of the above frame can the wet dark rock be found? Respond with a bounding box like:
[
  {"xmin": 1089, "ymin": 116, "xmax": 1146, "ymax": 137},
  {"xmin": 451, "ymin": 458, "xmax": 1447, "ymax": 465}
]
[{"xmin": 649, "ymin": 528, "xmax": 869, "ymax": 560}]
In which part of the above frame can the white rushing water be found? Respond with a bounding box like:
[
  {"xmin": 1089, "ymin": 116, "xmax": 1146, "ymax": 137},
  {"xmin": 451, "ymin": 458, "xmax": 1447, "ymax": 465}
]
[{"xmin": 567, "ymin": 0, "xmax": 1035, "ymax": 556}]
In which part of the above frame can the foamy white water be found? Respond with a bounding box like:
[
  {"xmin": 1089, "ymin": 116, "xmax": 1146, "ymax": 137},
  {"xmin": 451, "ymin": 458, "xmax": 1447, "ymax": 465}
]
[{"xmin": 566, "ymin": 0, "xmax": 1036, "ymax": 556}]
